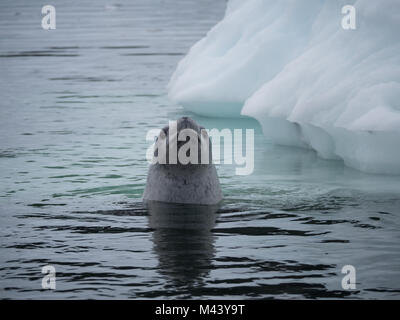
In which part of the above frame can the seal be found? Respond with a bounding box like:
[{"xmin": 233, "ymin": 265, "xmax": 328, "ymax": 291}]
[{"xmin": 143, "ymin": 117, "xmax": 222, "ymax": 205}]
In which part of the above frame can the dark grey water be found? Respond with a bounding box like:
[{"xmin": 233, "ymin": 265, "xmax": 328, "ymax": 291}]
[{"xmin": 1, "ymin": 0, "xmax": 400, "ymax": 299}]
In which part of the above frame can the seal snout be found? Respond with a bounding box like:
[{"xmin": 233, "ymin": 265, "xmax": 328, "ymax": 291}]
[{"xmin": 157, "ymin": 117, "xmax": 211, "ymax": 166}]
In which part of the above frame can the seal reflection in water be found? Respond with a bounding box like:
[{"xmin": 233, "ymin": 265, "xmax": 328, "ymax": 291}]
[
  {"xmin": 143, "ymin": 117, "xmax": 221, "ymax": 286},
  {"xmin": 143, "ymin": 117, "xmax": 222, "ymax": 205},
  {"xmin": 147, "ymin": 201, "xmax": 218, "ymax": 286}
]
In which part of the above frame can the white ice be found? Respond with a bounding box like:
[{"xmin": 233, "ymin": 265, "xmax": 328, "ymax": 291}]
[{"xmin": 168, "ymin": 0, "xmax": 400, "ymax": 174}]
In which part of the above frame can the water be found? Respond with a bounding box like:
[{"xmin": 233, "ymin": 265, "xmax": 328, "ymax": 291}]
[{"xmin": 1, "ymin": 0, "xmax": 400, "ymax": 299}]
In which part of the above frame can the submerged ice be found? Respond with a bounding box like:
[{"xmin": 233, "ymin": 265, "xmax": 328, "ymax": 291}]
[{"xmin": 168, "ymin": 0, "xmax": 400, "ymax": 174}]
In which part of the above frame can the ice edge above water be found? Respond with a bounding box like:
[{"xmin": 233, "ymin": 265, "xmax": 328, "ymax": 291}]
[{"xmin": 168, "ymin": 0, "xmax": 400, "ymax": 174}]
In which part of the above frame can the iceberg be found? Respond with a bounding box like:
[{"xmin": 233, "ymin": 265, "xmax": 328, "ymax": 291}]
[{"xmin": 168, "ymin": 0, "xmax": 400, "ymax": 174}]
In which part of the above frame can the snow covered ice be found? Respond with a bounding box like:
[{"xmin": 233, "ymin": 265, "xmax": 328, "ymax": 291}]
[{"xmin": 168, "ymin": 0, "xmax": 400, "ymax": 174}]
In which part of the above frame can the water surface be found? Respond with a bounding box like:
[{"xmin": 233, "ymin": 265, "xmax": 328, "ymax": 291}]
[{"xmin": 0, "ymin": 0, "xmax": 400, "ymax": 299}]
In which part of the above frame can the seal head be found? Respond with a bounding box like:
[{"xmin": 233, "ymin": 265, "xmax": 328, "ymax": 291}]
[{"xmin": 143, "ymin": 117, "xmax": 222, "ymax": 205}]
